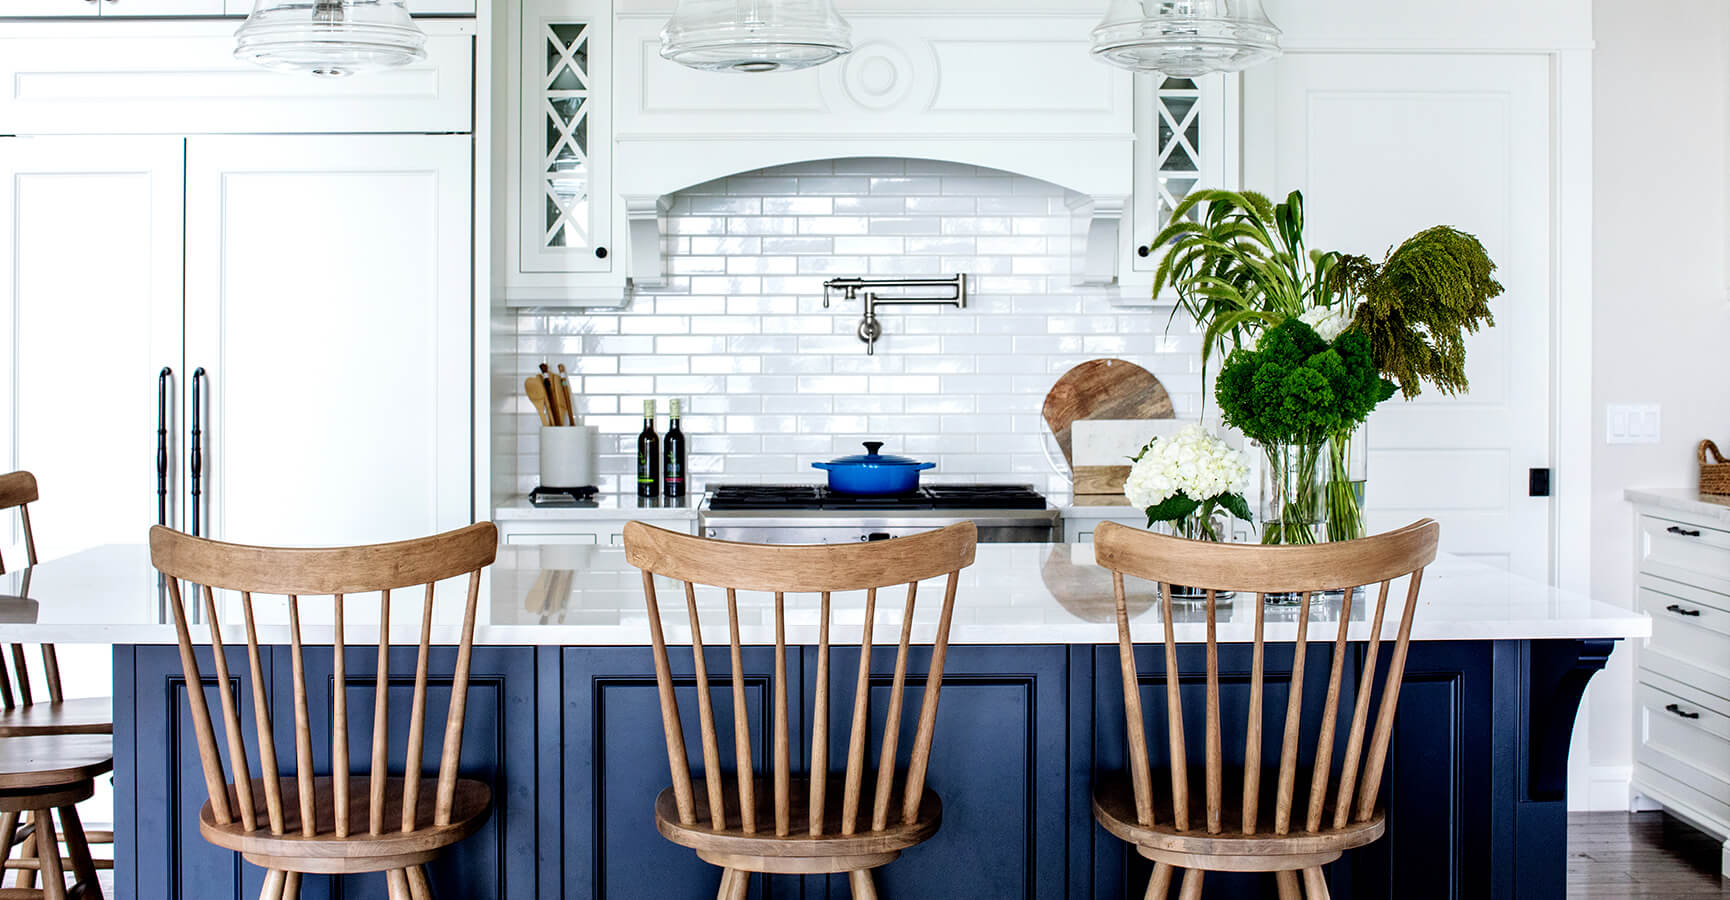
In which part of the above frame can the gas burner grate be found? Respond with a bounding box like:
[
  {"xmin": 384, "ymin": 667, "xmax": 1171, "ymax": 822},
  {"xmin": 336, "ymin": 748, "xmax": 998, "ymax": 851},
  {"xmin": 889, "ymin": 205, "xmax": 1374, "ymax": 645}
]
[{"xmin": 706, "ymin": 483, "xmax": 1046, "ymax": 512}]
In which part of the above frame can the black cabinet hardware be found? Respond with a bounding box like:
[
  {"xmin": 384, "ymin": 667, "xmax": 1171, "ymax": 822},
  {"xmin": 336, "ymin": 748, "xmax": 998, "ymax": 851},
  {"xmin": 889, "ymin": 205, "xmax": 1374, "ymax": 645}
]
[
  {"xmin": 1136, "ymin": 245, "xmax": 1150, "ymax": 258},
  {"xmin": 157, "ymin": 367, "xmax": 171, "ymax": 527},
  {"xmin": 594, "ymin": 246, "xmax": 608, "ymax": 259},
  {"xmin": 190, "ymin": 367, "xmax": 205, "ymax": 537},
  {"xmin": 1666, "ymin": 525, "xmax": 1702, "ymax": 537},
  {"xmin": 1665, "ymin": 703, "xmax": 1701, "ymax": 720},
  {"xmin": 1665, "ymin": 603, "xmax": 1702, "ymax": 617}
]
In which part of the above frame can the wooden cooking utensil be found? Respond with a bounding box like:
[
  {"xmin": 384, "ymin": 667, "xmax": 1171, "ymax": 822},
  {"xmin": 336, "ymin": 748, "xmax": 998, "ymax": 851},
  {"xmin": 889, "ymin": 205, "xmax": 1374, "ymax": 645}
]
[
  {"xmin": 524, "ymin": 376, "xmax": 555, "ymax": 427},
  {"xmin": 1041, "ymin": 359, "xmax": 1174, "ymax": 470},
  {"xmin": 540, "ymin": 363, "xmax": 569, "ymax": 426},
  {"xmin": 556, "ymin": 364, "xmax": 576, "ymax": 426}
]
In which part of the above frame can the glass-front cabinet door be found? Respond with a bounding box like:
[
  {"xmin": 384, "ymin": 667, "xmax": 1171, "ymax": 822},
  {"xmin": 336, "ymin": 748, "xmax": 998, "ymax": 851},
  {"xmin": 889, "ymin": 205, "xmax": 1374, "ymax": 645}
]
[
  {"xmin": 1127, "ymin": 73, "xmax": 1238, "ymax": 293},
  {"xmin": 513, "ymin": 0, "xmax": 614, "ymax": 284}
]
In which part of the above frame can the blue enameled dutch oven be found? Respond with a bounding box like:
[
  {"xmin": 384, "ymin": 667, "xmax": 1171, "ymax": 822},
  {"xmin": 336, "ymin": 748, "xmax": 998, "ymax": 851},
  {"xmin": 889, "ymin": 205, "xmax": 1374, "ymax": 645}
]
[{"xmin": 812, "ymin": 442, "xmax": 936, "ymax": 495}]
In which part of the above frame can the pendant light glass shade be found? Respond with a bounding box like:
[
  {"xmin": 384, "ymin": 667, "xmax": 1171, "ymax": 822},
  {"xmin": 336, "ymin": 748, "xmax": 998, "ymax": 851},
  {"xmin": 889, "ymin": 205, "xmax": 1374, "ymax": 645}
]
[
  {"xmin": 1091, "ymin": 0, "xmax": 1281, "ymax": 77},
  {"xmin": 235, "ymin": 0, "xmax": 427, "ymax": 78},
  {"xmin": 660, "ymin": 0, "xmax": 852, "ymax": 73}
]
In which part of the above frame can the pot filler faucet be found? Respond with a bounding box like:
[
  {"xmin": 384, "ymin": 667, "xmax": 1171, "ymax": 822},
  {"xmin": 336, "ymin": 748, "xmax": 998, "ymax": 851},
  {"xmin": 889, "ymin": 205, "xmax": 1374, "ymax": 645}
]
[{"xmin": 821, "ymin": 275, "xmax": 968, "ymax": 355}]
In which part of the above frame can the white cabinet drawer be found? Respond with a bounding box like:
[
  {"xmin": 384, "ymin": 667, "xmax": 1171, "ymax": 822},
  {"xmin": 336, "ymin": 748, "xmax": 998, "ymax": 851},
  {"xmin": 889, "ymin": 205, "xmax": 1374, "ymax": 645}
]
[
  {"xmin": 1640, "ymin": 578, "xmax": 1730, "ymax": 692},
  {"xmin": 505, "ymin": 532, "xmax": 601, "ymax": 546},
  {"xmin": 1637, "ymin": 678, "xmax": 1730, "ymax": 790},
  {"xmin": 1640, "ymin": 514, "xmax": 1730, "ymax": 595}
]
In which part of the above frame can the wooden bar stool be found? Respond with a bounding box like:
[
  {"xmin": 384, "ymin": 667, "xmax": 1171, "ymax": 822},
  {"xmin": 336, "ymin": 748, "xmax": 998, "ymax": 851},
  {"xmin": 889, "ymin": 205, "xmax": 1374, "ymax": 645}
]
[
  {"xmin": 623, "ymin": 521, "xmax": 977, "ymax": 900},
  {"xmin": 148, "ymin": 522, "xmax": 499, "ymax": 900},
  {"xmin": 0, "ymin": 471, "xmax": 113, "ymax": 896},
  {"xmin": 1089, "ymin": 519, "xmax": 1440, "ymax": 900}
]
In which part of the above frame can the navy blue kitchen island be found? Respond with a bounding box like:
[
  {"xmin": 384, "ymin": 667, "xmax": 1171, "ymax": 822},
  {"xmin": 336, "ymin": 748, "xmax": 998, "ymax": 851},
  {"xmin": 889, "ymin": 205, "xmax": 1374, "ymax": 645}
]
[{"xmin": 3, "ymin": 544, "xmax": 1645, "ymax": 899}]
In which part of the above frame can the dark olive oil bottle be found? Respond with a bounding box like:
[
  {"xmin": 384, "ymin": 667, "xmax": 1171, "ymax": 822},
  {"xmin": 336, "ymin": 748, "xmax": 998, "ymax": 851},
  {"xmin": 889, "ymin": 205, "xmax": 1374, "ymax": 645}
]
[
  {"xmin": 663, "ymin": 399, "xmax": 687, "ymax": 498},
  {"xmin": 636, "ymin": 399, "xmax": 659, "ymax": 498}
]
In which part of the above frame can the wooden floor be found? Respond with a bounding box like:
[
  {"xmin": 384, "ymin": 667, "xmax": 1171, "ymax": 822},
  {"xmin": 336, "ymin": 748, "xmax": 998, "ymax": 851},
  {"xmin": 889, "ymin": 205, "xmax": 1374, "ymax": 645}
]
[{"xmin": 1572, "ymin": 812, "xmax": 1728, "ymax": 898}]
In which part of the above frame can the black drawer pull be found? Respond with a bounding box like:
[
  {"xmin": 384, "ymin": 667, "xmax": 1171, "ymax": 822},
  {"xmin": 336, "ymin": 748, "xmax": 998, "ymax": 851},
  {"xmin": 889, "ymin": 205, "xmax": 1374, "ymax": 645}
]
[
  {"xmin": 1666, "ymin": 603, "xmax": 1703, "ymax": 617},
  {"xmin": 1666, "ymin": 525, "xmax": 1703, "ymax": 537},
  {"xmin": 1665, "ymin": 703, "xmax": 1701, "ymax": 720}
]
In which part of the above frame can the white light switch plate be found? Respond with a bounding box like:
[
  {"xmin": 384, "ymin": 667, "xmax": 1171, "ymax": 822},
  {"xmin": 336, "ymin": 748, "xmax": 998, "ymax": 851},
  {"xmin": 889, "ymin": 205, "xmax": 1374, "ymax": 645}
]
[{"xmin": 1606, "ymin": 404, "xmax": 1661, "ymax": 444}]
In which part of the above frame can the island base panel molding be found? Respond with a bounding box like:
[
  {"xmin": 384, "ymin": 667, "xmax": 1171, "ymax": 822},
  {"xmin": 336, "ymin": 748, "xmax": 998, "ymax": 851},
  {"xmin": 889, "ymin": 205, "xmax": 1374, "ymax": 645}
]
[{"xmin": 115, "ymin": 640, "xmax": 1615, "ymax": 898}]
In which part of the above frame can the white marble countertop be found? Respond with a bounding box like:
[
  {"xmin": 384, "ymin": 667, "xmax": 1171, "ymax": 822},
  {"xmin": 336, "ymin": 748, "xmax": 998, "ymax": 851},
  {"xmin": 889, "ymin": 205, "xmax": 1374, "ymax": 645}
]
[
  {"xmin": 0, "ymin": 542, "xmax": 1649, "ymax": 647},
  {"xmin": 493, "ymin": 493, "xmax": 700, "ymax": 521},
  {"xmin": 1624, "ymin": 487, "xmax": 1730, "ymax": 527}
]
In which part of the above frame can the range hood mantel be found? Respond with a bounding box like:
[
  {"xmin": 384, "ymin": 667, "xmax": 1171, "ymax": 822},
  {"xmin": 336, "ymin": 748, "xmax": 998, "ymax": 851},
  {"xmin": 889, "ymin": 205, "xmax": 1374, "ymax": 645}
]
[{"xmin": 612, "ymin": 9, "xmax": 1135, "ymax": 288}]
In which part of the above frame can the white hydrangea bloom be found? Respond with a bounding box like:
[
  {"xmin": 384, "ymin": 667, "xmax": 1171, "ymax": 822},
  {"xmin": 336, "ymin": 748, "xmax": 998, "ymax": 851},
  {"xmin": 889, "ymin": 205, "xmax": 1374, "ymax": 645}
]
[
  {"xmin": 1298, "ymin": 304, "xmax": 1353, "ymax": 342},
  {"xmin": 1123, "ymin": 425, "xmax": 1251, "ymax": 509}
]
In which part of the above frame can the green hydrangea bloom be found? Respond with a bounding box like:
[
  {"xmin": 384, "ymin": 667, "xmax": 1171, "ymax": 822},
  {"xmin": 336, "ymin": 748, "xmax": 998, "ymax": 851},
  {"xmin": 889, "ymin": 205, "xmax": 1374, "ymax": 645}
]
[{"xmin": 1216, "ymin": 318, "xmax": 1396, "ymax": 445}]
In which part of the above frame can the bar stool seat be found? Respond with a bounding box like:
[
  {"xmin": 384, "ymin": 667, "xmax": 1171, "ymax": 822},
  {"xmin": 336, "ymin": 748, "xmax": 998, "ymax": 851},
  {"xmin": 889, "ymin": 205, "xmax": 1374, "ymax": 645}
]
[
  {"xmin": 0, "ymin": 735, "xmax": 112, "ymax": 794},
  {"xmin": 654, "ymin": 777, "xmax": 942, "ymax": 874},
  {"xmin": 1092, "ymin": 773, "xmax": 1385, "ymax": 872},
  {"xmin": 0, "ymin": 699, "xmax": 113, "ymax": 739},
  {"xmin": 0, "ymin": 733, "xmax": 111, "ymax": 898},
  {"xmin": 198, "ymin": 776, "xmax": 491, "ymax": 872}
]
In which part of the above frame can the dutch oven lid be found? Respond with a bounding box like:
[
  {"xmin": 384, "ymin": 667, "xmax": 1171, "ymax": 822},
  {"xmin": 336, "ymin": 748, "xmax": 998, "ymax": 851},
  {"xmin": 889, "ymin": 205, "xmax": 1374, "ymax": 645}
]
[{"xmin": 821, "ymin": 441, "xmax": 926, "ymax": 467}]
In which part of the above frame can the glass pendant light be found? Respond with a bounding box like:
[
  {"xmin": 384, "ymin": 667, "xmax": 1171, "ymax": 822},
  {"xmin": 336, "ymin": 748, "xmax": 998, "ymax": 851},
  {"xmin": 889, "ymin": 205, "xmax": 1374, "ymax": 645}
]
[
  {"xmin": 661, "ymin": 0, "xmax": 852, "ymax": 74},
  {"xmin": 1091, "ymin": 0, "xmax": 1281, "ymax": 77},
  {"xmin": 235, "ymin": 0, "xmax": 427, "ymax": 78}
]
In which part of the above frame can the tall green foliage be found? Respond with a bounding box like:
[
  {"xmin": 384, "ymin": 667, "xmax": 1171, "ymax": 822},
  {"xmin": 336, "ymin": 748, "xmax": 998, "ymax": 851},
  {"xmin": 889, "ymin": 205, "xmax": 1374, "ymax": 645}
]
[
  {"xmin": 1150, "ymin": 189, "xmax": 1349, "ymax": 372},
  {"xmin": 1327, "ymin": 226, "xmax": 1503, "ymax": 399}
]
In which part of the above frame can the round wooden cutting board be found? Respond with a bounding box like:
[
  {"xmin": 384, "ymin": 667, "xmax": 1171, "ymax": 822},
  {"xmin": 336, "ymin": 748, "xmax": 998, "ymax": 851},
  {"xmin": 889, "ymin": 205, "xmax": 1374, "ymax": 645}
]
[{"xmin": 1042, "ymin": 359, "xmax": 1174, "ymax": 469}]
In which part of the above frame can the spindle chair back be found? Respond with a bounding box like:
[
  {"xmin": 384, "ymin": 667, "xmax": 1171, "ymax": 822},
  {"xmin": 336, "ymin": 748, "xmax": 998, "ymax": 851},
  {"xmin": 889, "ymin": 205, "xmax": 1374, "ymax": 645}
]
[
  {"xmin": 148, "ymin": 522, "xmax": 498, "ymax": 899},
  {"xmin": 1090, "ymin": 519, "xmax": 1440, "ymax": 900},
  {"xmin": 623, "ymin": 520, "xmax": 977, "ymax": 900},
  {"xmin": 0, "ymin": 470, "xmax": 114, "ymax": 897},
  {"xmin": 0, "ymin": 471, "xmax": 78, "ymax": 724}
]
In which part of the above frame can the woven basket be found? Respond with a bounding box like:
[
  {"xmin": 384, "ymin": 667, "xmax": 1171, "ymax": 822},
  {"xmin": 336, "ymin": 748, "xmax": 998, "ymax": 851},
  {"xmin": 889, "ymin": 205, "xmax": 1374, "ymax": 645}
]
[{"xmin": 1701, "ymin": 440, "xmax": 1730, "ymax": 496}]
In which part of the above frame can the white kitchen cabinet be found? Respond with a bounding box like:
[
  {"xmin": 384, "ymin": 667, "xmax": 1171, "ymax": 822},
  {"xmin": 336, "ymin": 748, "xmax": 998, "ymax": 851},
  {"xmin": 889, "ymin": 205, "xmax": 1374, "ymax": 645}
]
[
  {"xmin": 220, "ymin": 0, "xmax": 477, "ymax": 12},
  {"xmin": 4, "ymin": 0, "xmax": 225, "ymax": 15},
  {"xmin": 0, "ymin": 21, "xmax": 474, "ymax": 136},
  {"xmin": 1629, "ymin": 501, "xmax": 1730, "ymax": 875},
  {"xmin": 0, "ymin": 136, "xmax": 185, "ymax": 558},
  {"xmin": 103, "ymin": 0, "xmax": 226, "ymax": 15},
  {"xmin": 184, "ymin": 134, "xmax": 473, "ymax": 546},
  {"xmin": 1115, "ymin": 73, "xmax": 1237, "ymax": 304},
  {"xmin": 501, "ymin": 0, "xmax": 622, "ymax": 306}
]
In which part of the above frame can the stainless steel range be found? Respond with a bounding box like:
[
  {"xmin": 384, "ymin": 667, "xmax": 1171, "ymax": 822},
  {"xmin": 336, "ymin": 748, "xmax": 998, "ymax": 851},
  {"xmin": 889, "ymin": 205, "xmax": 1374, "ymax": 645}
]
[{"xmin": 699, "ymin": 484, "xmax": 1059, "ymax": 544}]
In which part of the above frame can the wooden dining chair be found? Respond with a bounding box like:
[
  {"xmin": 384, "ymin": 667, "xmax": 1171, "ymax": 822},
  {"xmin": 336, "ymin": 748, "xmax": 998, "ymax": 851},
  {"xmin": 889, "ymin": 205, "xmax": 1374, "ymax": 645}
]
[
  {"xmin": 1090, "ymin": 519, "xmax": 1440, "ymax": 900},
  {"xmin": 622, "ymin": 520, "xmax": 978, "ymax": 900},
  {"xmin": 0, "ymin": 470, "xmax": 114, "ymax": 897},
  {"xmin": 148, "ymin": 522, "xmax": 499, "ymax": 900}
]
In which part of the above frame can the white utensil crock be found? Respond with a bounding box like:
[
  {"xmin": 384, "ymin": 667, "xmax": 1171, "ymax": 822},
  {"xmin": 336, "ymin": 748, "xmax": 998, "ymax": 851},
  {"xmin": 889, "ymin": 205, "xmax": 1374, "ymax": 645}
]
[{"xmin": 539, "ymin": 425, "xmax": 598, "ymax": 488}]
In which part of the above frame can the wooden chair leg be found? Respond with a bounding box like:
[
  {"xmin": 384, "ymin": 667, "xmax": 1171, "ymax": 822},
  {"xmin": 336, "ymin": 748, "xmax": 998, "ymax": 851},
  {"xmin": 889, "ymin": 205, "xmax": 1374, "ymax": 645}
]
[
  {"xmin": 1301, "ymin": 867, "xmax": 1330, "ymax": 900},
  {"xmin": 386, "ymin": 868, "xmax": 413, "ymax": 900},
  {"xmin": 406, "ymin": 865, "xmax": 433, "ymax": 900},
  {"xmin": 0, "ymin": 811, "xmax": 19, "ymax": 873},
  {"xmin": 1176, "ymin": 868, "xmax": 1204, "ymax": 900},
  {"xmin": 57, "ymin": 805, "xmax": 100, "ymax": 898},
  {"xmin": 1145, "ymin": 862, "xmax": 1175, "ymax": 899},
  {"xmin": 848, "ymin": 868, "xmax": 878, "ymax": 900},
  {"xmin": 1275, "ymin": 870, "xmax": 1302, "ymax": 900},
  {"xmin": 35, "ymin": 806, "xmax": 66, "ymax": 900},
  {"xmin": 258, "ymin": 869, "xmax": 286, "ymax": 900},
  {"xmin": 281, "ymin": 871, "xmax": 301, "ymax": 900},
  {"xmin": 716, "ymin": 868, "xmax": 749, "ymax": 900},
  {"xmin": 16, "ymin": 811, "xmax": 38, "ymax": 891}
]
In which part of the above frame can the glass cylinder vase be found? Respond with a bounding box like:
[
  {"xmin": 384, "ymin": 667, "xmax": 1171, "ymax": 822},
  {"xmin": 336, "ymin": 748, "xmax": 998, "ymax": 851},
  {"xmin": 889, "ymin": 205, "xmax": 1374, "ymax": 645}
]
[
  {"xmin": 1158, "ymin": 504, "xmax": 1232, "ymax": 604},
  {"xmin": 1261, "ymin": 441, "xmax": 1323, "ymax": 545},
  {"xmin": 1323, "ymin": 425, "xmax": 1369, "ymax": 542}
]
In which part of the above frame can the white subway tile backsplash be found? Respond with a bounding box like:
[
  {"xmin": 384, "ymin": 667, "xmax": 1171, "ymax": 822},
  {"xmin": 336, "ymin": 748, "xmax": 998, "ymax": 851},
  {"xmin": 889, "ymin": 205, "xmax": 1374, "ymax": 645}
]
[{"xmin": 505, "ymin": 158, "xmax": 1201, "ymax": 495}]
